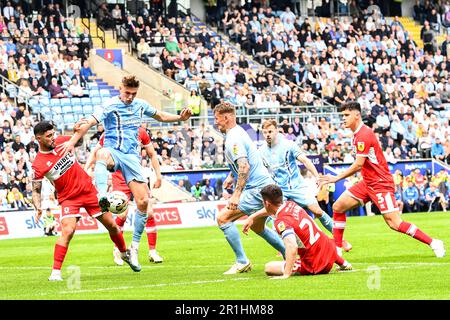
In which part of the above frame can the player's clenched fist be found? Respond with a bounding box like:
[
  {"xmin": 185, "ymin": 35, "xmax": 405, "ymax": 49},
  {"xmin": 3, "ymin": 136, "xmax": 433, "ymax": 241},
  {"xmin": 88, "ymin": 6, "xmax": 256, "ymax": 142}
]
[{"xmin": 179, "ymin": 108, "xmax": 192, "ymax": 121}]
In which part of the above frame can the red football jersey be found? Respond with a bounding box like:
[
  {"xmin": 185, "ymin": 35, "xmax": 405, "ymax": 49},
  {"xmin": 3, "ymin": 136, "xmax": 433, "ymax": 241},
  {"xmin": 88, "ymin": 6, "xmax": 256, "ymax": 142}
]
[
  {"xmin": 274, "ymin": 201, "xmax": 337, "ymax": 275},
  {"xmin": 352, "ymin": 123, "xmax": 394, "ymax": 186},
  {"xmin": 32, "ymin": 136, "xmax": 97, "ymax": 203},
  {"xmin": 99, "ymin": 127, "xmax": 151, "ymax": 184}
]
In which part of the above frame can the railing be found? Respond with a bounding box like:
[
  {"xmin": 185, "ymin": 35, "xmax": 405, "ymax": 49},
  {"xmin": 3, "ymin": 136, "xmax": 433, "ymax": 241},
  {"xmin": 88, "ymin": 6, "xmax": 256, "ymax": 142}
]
[{"xmin": 0, "ymin": 74, "xmax": 36, "ymax": 120}]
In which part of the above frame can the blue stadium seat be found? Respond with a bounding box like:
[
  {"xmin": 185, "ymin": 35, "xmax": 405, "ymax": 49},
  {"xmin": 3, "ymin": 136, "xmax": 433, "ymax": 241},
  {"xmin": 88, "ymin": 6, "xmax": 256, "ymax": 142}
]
[
  {"xmin": 100, "ymin": 89, "xmax": 111, "ymax": 96},
  {"xmin": 50, "ymin": 99, "xmax": 61, "ymax": 107},
  {"xmin": 62, "ymin": 105, "xmax": 73, "ymax": 114},
  {"xmin": 63, "ymin": 113, "xmax": 75, "ymax": 124},
  {"xmin": 81, "ymin": 97, "xmax": 91, "ymax": 105},
  {"xmin": 51, "ymin": 104, "xmax": 63, "ymax": 114},
  {"xmin": 52, "ymin": 114, "xmax": 63, "ymax": 123},
  {"xmin": 72, "ymin": 105, "xmax": 83, "ymax": 114},
  {"xmin": 28, "ymin": 98, "xmax": 40, "ymax": 111},
  {"xmin": 40, "ymin": 106, "xmax": 51, "ymax": 115},
  {"xmin": 60, "ymin": 98, "xmax": 71, "ymax": 106},
  {"xmin": 71, "ymin": 97, "xmax": 81, "ymax": 105},
  {"xmin": 83, "ymin": 104, "xmax": 94, "ymax": 114},
  {"xmin": 90, "ymin": 90, "xmax": 100, "ymax": 97},
  {"xmin": 91, "ymin": 97, "xmax": 101, "ymax": 105},
  {"xmin": 87, "ymin": 82, "xmax": 98, "ymax": 89},
  {"xmin": 39, "ymin": 97, "xmax": 50, "ymax": 106}
]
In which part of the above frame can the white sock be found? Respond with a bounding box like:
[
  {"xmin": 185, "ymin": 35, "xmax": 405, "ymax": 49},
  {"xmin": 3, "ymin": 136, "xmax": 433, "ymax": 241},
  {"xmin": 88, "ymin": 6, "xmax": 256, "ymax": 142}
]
[{"xmin": 131, "ymin": 241, "xmax": 140, "ymax": 249}]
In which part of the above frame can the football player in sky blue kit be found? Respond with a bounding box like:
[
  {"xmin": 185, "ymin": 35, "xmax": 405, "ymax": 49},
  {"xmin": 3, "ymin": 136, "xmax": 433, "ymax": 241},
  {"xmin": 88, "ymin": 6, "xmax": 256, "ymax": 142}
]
[
  {"xmin": 259, "ymin": 119, "xmax": 352, "ymax": 251},
  {"xmin": 58, "ymin": 75, "xmax": 192, "ymax": 271},
  {"xmin": 214, "ymin": 103, "xmax": 286, "ymax": 274}
]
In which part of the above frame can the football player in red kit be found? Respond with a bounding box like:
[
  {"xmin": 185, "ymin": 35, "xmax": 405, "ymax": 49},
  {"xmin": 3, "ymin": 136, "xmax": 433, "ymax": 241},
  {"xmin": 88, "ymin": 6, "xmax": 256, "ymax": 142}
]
[
  {"xmin": 318, "ymin": 102, "xmax": 445, "ymax": 258},
  {"xmin": 84, "ymin": 125, "xmax": 163, "ymax": 265},
  {"xmin": 244, "ymin": 184, "xmax": 352, "ymax": 279},
  {"xmin": 31, "ymin": 121, "xmax": 141, "ymax": 281}
]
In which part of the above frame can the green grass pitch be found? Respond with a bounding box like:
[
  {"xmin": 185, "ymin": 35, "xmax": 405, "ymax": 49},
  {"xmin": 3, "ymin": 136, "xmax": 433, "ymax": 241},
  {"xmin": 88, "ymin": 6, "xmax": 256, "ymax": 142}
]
[{"xmin": 1, "ymin": 212, "xmax": 449, "ymax": 300}]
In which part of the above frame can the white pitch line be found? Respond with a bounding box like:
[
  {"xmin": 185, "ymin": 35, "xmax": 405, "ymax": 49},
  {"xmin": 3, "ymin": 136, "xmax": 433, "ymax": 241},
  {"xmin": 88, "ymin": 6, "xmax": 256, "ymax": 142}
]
[{"xmin": 56, "ymin": 277, "xmax": 251, "ymax": 295}]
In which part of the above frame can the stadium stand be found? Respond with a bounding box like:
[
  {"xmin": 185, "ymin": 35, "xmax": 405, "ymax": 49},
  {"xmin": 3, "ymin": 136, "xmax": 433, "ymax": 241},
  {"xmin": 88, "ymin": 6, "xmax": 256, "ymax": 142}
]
[{"xmin": 2, "ymin": 0, "xmax": 450, "ymax": 215}]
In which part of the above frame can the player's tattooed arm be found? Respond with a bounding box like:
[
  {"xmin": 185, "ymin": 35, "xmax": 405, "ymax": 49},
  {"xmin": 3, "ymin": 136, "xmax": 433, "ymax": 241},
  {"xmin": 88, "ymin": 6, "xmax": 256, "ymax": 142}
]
[
  {"xmin": 235, "ymin": 157, "xmax": 250, "ymax": 194},
  {"xmin": 32, "ymin": 180, "xmax": 43, "ymax": 223},
  {"xmin": 227, "ymin": 157, "xmax": 250, "ymax": 210}
]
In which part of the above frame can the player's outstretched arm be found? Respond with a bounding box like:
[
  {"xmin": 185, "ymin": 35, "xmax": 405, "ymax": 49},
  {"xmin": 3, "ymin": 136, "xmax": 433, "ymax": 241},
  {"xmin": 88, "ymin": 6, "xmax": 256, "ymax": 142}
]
[
  {"xmin": 271, "ymin": 234, "xmax": 298, "ymax": 280},
  {"xmin": 56, "ymin": 117, "xmax": 97, "ymax": 156},
  {"xmin": 84, "ymin": 142, "xmax": 101, "ymax": 171},
  {"xmin": 242, "ymin": 208, "xmax": 271, "ymax": 235},
  {"xmin": 227, "ymin": 157, "xmax": 250, "ymax": 210},
  {"xmin": 153, "ymin": 108, "xmax": 192, "ymax": 123},
  {"xmin": 318, "ymin": 156, "xmax": 366, "ymax": 189},
  {"xmin": 32, "ymin": 180, "xmax": 43, "ymax": 223},
  {"xmin": 297, "ymin": 153, "xmax": 320, "ymax": 179},
  {"xmin": 145, "ymin": 144, "xmax": 162, "ymax": 188}
]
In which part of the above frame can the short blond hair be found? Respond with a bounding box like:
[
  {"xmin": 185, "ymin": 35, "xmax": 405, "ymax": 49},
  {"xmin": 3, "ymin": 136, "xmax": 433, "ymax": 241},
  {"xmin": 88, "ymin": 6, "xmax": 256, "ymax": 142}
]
[
  {"xmin": 262, "ymin": 119, "xmax": 277, "ymax": 129},
  {"xmin": 122, "ymin": 75, "xmax": 140, "ymax": 88},
  {"xmin": 214, "ymin": 102, "xmax": 236, "ymax": 115}
]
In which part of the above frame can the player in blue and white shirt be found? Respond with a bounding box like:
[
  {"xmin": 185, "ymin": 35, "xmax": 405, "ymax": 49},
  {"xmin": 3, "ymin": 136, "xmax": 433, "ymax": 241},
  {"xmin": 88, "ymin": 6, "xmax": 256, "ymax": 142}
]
[
  {"xmin": 259, "ymin": 119, "xmax": 352, "ymax": 251},
  {"xmin": 214, "ymin": 103, "xmax": 285, "ymax": 275},
  {"xmin": 58, "ymin": 75, "xmax": 192, "ymax": 271}
]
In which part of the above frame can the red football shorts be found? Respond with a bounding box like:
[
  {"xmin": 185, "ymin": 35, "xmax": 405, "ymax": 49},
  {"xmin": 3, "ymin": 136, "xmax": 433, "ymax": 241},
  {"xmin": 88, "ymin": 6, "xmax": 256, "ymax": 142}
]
[
  {"xmin": 60, "ymin": 187, "xmax": 103, "ymax": 220},
  {"xmin": 347, "ymin": 180, "xmax": 399, "ymax": 214}
]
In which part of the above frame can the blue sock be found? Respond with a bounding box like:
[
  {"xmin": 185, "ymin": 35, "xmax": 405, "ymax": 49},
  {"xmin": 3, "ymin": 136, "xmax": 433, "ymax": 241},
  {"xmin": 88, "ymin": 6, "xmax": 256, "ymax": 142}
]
[
  {"xmin": 132, "ymin": 210, "xmax": 148, "ymax": 244},
  {"xmin": 219, "ymin": 222, "xmax": 248, "ymax": 264},
  {"xmin": 318, "ymin": 212, "xmax": 334, "ymax": 234},
  {"xmin": 258, "ymin": 227, "xmax": 286, "ymax": 258},
  {"xmin": 94, "ymin": 160, "xmax": 108, "ymax": 198}
]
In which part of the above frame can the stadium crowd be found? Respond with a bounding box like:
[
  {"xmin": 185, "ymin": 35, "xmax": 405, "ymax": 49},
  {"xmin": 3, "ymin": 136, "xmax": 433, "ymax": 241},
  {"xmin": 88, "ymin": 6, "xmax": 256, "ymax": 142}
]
[{"xmin": 2, "ymin": 1, "xmax": 450, "ymax": 214}]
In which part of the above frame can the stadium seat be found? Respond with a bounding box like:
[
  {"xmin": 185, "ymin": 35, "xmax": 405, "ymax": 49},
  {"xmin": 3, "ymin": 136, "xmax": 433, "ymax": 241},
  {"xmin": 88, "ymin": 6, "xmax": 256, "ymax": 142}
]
[
  {"xmin": 100, "ymin": 89, "xmax": 111, "ymax": 96},
  {"xmin": 62, "ymin": 105, "xmax": 73, "ymax": 114},
  {"xmin": 39, "ymin": 97, "xmax": 50, "ymax": 106},
  {"xmin": 50, "ymin": 99, "xmax": 61, "ymax": 107},
  {"xmin": 83, "ymin": 89, "xmax": 89, "ymax": 96},
  {"xmin": 87, "ymin": 82, "xmax": 98, "ymax": 89},
  {"xmin": 40, "ymin": 106, "xmax": 51, "ymax": 115},
  {"xmin": 60, "ymin": 98, "xmax": 71, "ymax": 106},
  {"xmin": 71, "ymin": 97, "xmax": 81, "ymax": 105},
  {"xmin": 91, "ymin": 97, "xmax": 102, "ymax": 105},
  {"xmin": 28, "ymin": 98, "xmax": 40, "ymax": 111},
  {"xmin": 90, "ymin": 90, "xmax": 100, "ymax": 97},
  {"xmin": 63, "ymin": 113, "xmax": 75, "ymax": 124},
  {"xmin": 72, "ymin": 105, "xmax": 83, "ymax": 114},
  {"xmin": 52, "ymin": 114, "xmax": 63, "ymax": 123},
  {"xmin": 81, "ymin": 97, "xmax": 91, "ymax": 105},
  {"xmin": 83, "ymin": 104, "xmax": 94, "ymax": 113}
]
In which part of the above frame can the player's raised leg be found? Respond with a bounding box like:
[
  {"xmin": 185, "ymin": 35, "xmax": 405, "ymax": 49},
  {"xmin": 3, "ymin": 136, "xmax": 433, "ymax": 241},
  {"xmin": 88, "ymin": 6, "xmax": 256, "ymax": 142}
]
[
  {"xmin": 383, "ymin": 211, "xmax": 446, "ymax": 257},
  {"xmin": 331, "ymin": 192, "xmax": 361, "ymax": 256},
  {"xmin": 217, "ymin": 208, "xmax": 252, "ymax": 274},
  {"xmin": 94, "ymin": 148, "xmax": 116, "ymax": 212},
  {"xmin": 49, "ymin": 217, "xmax": 77, "ymax": 281}
]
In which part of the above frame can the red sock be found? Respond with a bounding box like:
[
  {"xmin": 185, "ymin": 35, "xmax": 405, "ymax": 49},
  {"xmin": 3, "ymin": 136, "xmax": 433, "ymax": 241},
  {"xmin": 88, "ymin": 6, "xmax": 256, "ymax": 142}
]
[
  {"xmin": 115, "ymin": 216, "xmax": 126, "ymax": 230},
  {"xmin": 146, "ymin": 216, "xmax": 157, "ymax": 250},
  {"xmin": 333, "ymin": 212, "xmax": 346, "ymax": 248},
  {"xmin": 397, "ymin": 221, "xmax": 432, "ymax": 245},
  {"xmin": 53, "ymin": 244, "xmax": 68, "ymax": 270},
  {"xmin": 335, "ymin": 255, "xmax": 345, "ymax": 266},
  {"xmin": 109, "ymin": 231, "xmax": 127, "ymax": 252}
]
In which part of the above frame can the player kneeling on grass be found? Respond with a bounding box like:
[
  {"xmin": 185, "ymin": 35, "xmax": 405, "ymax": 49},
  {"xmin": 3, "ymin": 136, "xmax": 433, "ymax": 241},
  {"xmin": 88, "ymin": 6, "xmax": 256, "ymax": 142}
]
[{"xmin": 243, "ymin": 184, "xmax": 352, "ymax": 279}]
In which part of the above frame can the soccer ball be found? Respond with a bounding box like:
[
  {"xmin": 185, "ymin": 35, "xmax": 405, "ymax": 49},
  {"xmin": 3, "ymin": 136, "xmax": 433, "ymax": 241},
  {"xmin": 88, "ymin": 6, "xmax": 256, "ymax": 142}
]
[{"xmin": 107, "ymin": 191, "xmax": 129, "ymax": 214}]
